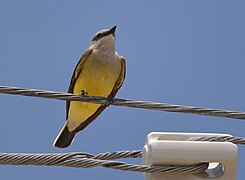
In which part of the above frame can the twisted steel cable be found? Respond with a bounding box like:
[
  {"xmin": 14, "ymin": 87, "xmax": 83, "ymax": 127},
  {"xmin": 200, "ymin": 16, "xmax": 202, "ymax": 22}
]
[
  {"xmin": 0, "ymin": 86, "xmax": 244, "ymax": 173},
  {"xmin": 0, "ymin": 85, "xmax": 245, "ymax": 120},
  {"xmin": 0, "ymin": 136, "xmax": 243, "ymax": 173},
  {"xmin": 0, "ymin": 151, "xmax": 208, "ymax": 174},
  {"xmin": 188, "ymin": 135, "xmax": 245, "ymax": 144}
]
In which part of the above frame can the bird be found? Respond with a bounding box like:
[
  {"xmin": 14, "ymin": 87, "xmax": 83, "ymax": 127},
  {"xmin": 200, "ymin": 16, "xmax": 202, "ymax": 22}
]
[{"xmin": 53, "ymin": 26, "xmax": 126, "ymax": 148}]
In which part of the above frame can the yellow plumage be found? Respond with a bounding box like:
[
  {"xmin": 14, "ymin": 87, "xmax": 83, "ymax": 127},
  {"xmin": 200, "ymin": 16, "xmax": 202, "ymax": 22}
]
[{"xmin": 67, "ymin": 53, "xmax": 121, "ymax": 131}]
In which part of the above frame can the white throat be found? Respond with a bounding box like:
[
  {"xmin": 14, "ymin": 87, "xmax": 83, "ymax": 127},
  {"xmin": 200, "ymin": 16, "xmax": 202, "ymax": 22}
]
[{"xmin": 92, "ymin": 35, "xmax": 115, "ymax": 54}]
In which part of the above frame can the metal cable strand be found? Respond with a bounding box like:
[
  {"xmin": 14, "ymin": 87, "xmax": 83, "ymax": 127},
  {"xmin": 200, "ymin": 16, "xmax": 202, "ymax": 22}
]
[
  {"xmin": 0, "ymin": 86, "xmax": 245, "ymax": 120},
  {"xmin": 0, "ymin": 135, "xmax": 244, "ymax": 173},
  {"xmin": 93, "ymin": 150, "xmax": 142, "ymax": 160},
  {"xmin": 0, "ymin": 152, "xmax": 208, "ymax": 174},
  {"xmin": 188, "ymin": 135, "xmax": 245, "ymax": 145}
]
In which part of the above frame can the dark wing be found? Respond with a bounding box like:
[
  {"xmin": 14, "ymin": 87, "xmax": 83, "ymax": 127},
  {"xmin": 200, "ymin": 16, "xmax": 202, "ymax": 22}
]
[
  {"xmin": 74, "ymin": 55, "xmax": 126, "ymax": 133},
  {"xmin": 110, "ymin": 56, "xmax": 126, "ymax": 97},
  {"xmin": 66, "ymin": 48, "xmax": 93, "ymax": 119}
]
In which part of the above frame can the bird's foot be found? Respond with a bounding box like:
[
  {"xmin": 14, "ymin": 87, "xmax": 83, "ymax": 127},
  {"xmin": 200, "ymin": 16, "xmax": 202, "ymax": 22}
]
[
  {"xmin": 106, "ymin": 95, "xmax": 114, "ymax": 106},
  {"xmin": 80, "ymin": 90, "xmax": 89, "ymax": 96}
]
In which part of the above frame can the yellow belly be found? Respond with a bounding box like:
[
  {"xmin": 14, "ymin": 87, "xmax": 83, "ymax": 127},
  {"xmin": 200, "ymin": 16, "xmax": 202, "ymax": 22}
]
[{"xmin": 67, "ymin": 54, "xmax": 121, "ymax": 131}]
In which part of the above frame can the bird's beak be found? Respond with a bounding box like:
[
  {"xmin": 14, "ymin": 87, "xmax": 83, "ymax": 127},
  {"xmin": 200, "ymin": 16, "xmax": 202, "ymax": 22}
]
[{"xmin": 108, "ymin": 26, "xmax": 117, "ymax": 36}]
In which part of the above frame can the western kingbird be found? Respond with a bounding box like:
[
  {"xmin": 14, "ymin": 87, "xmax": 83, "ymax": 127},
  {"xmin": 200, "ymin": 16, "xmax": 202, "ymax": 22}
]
[{"xmin": 53, "ymin": 26, "xmax": 126, "ymax": 148}]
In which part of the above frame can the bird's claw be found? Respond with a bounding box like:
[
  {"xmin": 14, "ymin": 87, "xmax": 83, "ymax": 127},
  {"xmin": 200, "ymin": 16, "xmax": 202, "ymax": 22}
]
[
  {"xmin": 80, "ymin": 90, "xmax": 89, "ymax": 96},
  {"xmin": 106, "ymin": 95, "xmax": 114, "ymax": 106}
]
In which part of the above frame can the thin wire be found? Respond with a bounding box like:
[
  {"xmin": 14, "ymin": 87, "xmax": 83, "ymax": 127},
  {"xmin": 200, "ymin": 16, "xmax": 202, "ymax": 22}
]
[{"xmin": 0, "ymin": 85, "xmax": 245, "ymax": 120}]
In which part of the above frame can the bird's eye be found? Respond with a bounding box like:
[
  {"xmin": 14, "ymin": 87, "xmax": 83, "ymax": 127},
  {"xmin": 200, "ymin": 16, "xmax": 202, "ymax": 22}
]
[
  {"xmin": 96, "ymin": 33, "xmax": 102, "ymax": 39},
  {"xmin": 92, "ymin": 32, "xmax": 105, "ymax": 41}
]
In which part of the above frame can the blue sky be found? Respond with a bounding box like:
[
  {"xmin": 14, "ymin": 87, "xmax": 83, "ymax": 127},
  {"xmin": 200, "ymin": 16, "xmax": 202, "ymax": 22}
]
[{"xmin": 0, "ymin": 0, "xmax": 244, "ymax": 179}]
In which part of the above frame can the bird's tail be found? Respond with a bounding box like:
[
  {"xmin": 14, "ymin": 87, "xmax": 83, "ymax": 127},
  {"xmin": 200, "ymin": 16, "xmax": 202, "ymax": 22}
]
[{"xmin": 53, "ymin": 121, "xmax": 75, "ymax": 148}]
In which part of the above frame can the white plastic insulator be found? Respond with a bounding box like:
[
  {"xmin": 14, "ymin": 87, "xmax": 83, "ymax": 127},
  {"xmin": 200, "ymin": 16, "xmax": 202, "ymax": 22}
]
[{"xmin": 143, "ymin": 132, "xmax": 238, "ymax": 180}]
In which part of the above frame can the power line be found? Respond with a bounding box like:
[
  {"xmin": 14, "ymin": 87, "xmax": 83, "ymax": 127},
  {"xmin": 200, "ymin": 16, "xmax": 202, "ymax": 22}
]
[
  {"xmin": 0, "ymin": 85, "xmax": 245, "ymax": 120},
  {"xmin": 0, "ymin": 151, "xmax": 208, "ymax": 174},
  {"xmin": 0, "ymin": 135, "xmax": 243, "ymax": 173},
  {"xmin": 188, "ymin": 135, "xmax": 245, "ymax": 144}
]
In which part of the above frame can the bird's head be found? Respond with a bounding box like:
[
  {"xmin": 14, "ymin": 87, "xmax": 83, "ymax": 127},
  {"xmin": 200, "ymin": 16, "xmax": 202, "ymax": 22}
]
[{"xmin": 90, "ymin": 26, "xmax": 117, "ymax": 51}]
